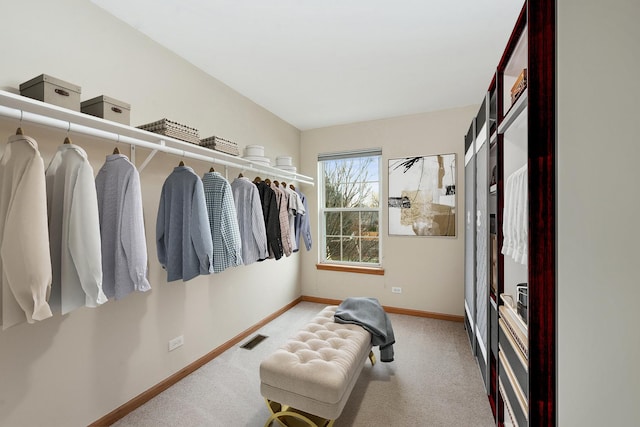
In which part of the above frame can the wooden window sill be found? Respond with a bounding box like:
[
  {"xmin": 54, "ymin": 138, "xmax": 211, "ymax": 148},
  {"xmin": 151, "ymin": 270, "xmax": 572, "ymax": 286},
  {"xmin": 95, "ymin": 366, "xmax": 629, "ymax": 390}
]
[{"xmin": 315, "ymin": 263, "xmax": 385, "ymax": 276}]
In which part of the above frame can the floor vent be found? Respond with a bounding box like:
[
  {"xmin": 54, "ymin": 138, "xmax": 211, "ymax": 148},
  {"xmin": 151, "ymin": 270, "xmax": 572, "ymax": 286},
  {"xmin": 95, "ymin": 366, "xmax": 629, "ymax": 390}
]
[{"xmin": 240, "ymin": 334, "xmax": 268, "ymax": 350}]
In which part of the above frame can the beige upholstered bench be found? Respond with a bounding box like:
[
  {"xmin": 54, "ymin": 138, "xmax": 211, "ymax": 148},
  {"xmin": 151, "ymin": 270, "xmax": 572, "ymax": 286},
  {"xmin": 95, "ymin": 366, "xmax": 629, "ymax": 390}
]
[{"xmin": 259, "ymin": 305, "xmax": 375, "ymax": 427}]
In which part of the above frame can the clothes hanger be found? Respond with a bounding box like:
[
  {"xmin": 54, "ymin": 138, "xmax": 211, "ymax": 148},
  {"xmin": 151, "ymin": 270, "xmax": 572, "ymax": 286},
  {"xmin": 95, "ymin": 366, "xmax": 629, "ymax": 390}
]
[
  {"xmin": 273, "ymin": 180, "xmax": 279, "ymax": 187},
  {"xmin": 290, "ymin": 184, "xmax": 296, "ymax": 191},
  {"xmin": 64, "ymin": 121, "xmax": 72, "ymax": 144},
  {"xmin": 209, "ymin": 167, "xmax": 215, "ymax": 172},
  {"xmin": 179, "ymin": 160, "xmax": 185, "ymax": 166},
  {"xmin": 113, "ymin": 147, "xmax": 120, "ymax": 154},
  {"xmin": 238, "ymin": 172, "xmax": 244, "ymax": 178},
  {"xmin": 253, "ymin": 176, "xmax": 262, "ymax": 183},
  {"xmin": 16, "ymin": 111, "xmax": 23, "ymax": 135},
  {"xmin": 281, "ymin": 181, "xmax": 287, "ymax": 188},
  {"xmin": 264, "ymin": 178, "xmax": 271, "ymax": 186}
]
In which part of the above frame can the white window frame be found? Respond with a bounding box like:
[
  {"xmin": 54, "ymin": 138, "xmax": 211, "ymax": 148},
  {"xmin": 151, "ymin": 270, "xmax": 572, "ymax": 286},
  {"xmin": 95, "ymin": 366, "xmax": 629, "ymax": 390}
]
[{"xmin": 318, "ymin": 149, "xmax": 382, "ymax": 267}]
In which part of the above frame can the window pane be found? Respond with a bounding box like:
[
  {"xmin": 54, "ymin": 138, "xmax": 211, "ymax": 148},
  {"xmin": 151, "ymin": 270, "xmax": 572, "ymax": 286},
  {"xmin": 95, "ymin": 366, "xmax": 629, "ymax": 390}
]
[
  {"xmin": 344, "ymin": 182, "xmax": 364, "ymax": 208},
  {"xmin": 327, "ymin": 157, "xmax": 379, "ymax": 209},
  {"xmin": 325, "ymin": 182, "xmax": 344, "ymax": 208},
  {"xmin": 342, "ymin": 211, "xmax": 360, "ymax": 236},
  {"xmin": 325, "ymin": 236, "xmax": 341, "ymax": 262},
  {"xmin": 325, "ymin": 212, "xmax": 341, "ymax": 237},
  {"xmin": 361, "ymin": 237, "xmax": 379, "ymax": 263},
  {"xmin": 342, "ymin": 237, "xmax": 361, "ymax": 263},
  {"xmin": 348, "ymin": 157, "xmax": 380, "ymax": 208},
  {"xmin": 352, "ymin": 181, "xmax": 380, "ymax": 208},
  {"xmin": 360, "ymin": 211, "xmax": 379, "ymax": 236}
]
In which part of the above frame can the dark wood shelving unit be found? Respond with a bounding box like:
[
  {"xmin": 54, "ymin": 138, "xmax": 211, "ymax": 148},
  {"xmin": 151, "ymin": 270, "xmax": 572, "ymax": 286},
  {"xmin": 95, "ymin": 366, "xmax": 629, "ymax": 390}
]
[{"xmin": 464, "ymin": 1, "xmax": 556, "ymax": 425}]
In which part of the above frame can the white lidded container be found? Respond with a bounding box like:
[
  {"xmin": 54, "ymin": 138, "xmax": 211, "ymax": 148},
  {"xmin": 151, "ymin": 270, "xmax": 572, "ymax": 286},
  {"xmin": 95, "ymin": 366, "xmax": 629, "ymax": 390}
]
[
  {"xmin": 275, "ymin": 155, "xmax": 293, "ymax": 166},
  {"xmin": 244, "ymin": 145, "xmax": 264, "ymax": 157}
]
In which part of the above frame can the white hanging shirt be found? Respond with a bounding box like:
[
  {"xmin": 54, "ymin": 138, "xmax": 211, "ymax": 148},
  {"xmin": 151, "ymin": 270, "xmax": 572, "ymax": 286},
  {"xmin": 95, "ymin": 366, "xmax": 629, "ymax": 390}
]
[
  {"xmin": 0, "ymin": 134, "xmax": 53, "ymax": 328},
  {"xmin": 501, "ymin": 164, "xmax": 528, "ymax": 265},
  {"xmin": 46, "ymin": 144, "xmax": 107, "ymax": 314}
]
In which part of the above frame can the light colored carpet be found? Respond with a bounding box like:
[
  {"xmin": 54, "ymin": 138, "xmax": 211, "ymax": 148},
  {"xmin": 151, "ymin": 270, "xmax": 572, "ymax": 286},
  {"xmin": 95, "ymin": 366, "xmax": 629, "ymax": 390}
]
[{"xmin": 111, "ymin": 302, "xmax": 494, "ymax": 427}]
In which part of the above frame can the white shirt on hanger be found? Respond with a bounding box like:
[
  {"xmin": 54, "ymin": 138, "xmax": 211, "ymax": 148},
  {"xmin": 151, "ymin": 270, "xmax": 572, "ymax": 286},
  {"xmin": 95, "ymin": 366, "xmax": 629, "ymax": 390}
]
[{"xmin": 46, "ymin": 143, "xmax": 107, "ymax": 314}]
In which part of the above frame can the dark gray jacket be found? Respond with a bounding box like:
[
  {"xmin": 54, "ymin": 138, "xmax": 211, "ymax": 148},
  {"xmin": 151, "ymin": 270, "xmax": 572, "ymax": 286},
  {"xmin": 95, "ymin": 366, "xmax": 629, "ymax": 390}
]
[{"xmin": 334, "ymin": 297, "xmax": 395, "ymax": 362}]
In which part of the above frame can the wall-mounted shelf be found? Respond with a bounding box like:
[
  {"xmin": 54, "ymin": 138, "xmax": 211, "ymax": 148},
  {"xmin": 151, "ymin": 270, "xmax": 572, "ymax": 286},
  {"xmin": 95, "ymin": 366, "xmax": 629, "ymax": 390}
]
[
  {"xmin": 0, "ymin": 89, "xmax": 314, "ymax": 186},
  {"xmin": 498, "ymin": 88, "xmax": 528, "ymax": 136}
]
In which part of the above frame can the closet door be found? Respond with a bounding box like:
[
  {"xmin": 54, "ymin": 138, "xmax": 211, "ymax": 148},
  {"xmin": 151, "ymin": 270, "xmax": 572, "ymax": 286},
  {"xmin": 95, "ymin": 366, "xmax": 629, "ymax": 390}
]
[
  {"xmin": 500, "ymin": 97, "xmax": 529, "ymax": 427},
  {"xmin": 497, "ymin": 6, "xmax": 530, "ymax": 425},
  {"xmin": 488, "ymin": 83, "xmax": 500, "ymax": 417},
  {"xmin": 464, "ymin": 122, "xmax": 476, "ymax": 350},
  {"xmin": 475, "ymin": 100, "xmax": 489, "ymax": 388}
]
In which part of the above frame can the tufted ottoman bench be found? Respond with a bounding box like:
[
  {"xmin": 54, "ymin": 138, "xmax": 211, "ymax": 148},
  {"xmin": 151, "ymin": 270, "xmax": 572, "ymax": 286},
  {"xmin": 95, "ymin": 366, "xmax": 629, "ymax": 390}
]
[{"xmin": 259, "ymin": 305, "xmax": 375, "ymax": 427}]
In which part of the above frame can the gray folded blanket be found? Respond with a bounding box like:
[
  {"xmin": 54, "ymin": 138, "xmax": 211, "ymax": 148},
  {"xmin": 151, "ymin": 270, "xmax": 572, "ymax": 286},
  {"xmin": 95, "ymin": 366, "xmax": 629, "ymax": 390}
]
[{"xmin": 334, "ymin": 297, "xmax": 395, "ymax": 362}]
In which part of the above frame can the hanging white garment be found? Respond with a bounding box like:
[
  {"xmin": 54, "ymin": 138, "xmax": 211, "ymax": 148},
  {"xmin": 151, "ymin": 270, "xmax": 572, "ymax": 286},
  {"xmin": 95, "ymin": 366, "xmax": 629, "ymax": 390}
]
[
  {"xmin": 0, "ymin": 134, "xmax": 53, "ymax": 328},
  {"xmin": 46, "ymin": 143, "xmax": 107, "ymax": 315},
  {"xmin": 501, "ymin": 164, "xmax": 528, "ymax": 265},
  {"xmin": 513, "ymin": 165, "xmax": 528, "ymax": 265},
  {"xmin": 502, "ymin": 170, "xmax": 516, "ymax": 257}
]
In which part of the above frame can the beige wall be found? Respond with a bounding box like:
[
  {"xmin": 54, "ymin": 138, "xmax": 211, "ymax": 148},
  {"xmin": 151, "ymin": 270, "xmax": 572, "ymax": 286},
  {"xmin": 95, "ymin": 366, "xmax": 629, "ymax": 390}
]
[
  {"xmin": 0, "ymin": 1, "xmax": 475, "ymax": 424},
  {"xmin": 0, "ymin": 0, "xmax": 304, "ymax": 426},
  {"xmin": 300, "ymin": 106, "xmax": 477, "ymax": 316},
  {"xmin": 557, "ymin": 0, "xmax": 640, "ymax": 424}
]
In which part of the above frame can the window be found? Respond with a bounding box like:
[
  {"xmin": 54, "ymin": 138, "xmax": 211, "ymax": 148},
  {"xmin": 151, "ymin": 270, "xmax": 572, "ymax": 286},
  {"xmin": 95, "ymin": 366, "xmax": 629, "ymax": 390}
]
[{"xmin": 319, "ymin": 149, "xmax": 382, "ymax": 266}]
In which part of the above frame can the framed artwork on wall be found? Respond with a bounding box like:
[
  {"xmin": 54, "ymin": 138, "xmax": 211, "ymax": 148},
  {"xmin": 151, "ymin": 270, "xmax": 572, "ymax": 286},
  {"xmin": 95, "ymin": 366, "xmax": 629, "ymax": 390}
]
[{"xmin": 388, "ymin": 153, "xmax": 456, "ymax": 237}]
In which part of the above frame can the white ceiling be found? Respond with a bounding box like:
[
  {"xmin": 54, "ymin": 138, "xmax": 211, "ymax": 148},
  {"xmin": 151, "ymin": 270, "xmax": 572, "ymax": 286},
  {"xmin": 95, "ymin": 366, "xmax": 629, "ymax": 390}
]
[{"xmin": 91, "ymin": 0, "xmax": 524, "ymax": 130}]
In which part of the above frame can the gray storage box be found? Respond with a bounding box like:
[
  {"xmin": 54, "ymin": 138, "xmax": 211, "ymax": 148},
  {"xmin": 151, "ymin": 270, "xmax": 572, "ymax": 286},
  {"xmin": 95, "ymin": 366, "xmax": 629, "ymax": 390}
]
[
  {"xmin": 19, "ymin": 74, "xmax": 81, "ymax": 111},
  {"xmin": 81, "ymin": 95, "xmax": 131, "ymax": 125}
]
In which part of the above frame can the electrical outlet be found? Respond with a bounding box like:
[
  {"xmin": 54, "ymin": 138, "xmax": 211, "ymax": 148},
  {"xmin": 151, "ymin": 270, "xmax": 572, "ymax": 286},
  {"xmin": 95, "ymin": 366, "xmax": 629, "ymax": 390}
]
[
  {"xmin": 391, "ymin": 287, "xmax": 402, "ymax": 294},
  {"xmin": 168, "ymin": 335, "xmax": 184, "ymax": 352}
]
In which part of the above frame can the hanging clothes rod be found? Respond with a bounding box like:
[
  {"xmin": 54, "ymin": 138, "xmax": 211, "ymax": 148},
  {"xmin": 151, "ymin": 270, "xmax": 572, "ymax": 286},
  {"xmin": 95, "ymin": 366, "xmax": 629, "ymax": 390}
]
[{"xmin": 0, "ymin": 90, "xmax": 314, "ymax": 185}]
